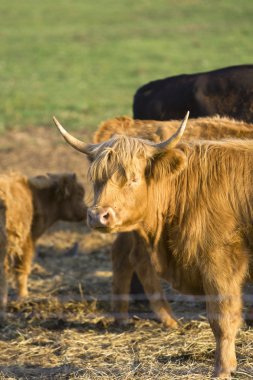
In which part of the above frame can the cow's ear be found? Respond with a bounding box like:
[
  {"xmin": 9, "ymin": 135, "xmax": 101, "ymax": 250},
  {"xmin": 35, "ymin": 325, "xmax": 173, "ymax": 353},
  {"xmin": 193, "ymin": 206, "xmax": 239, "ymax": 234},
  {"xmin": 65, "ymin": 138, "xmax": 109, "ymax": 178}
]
[
  {"xmin": 56, "ymin": 175, "xmax": 74, "ymax": 199},
  {"xmin": 28, "ymin": 175, "xmax": 52, "ymax": 189},
  {"xmin": 149, "ymin": 149, "xmax": 187, "ymax": 180},
  {"xmin": 66, "ymin": 173, "xmax": 77, "ymax": 181},
  {"xmin": 61, "ymin": 185, "xmax": 71, "ymax": 199}
]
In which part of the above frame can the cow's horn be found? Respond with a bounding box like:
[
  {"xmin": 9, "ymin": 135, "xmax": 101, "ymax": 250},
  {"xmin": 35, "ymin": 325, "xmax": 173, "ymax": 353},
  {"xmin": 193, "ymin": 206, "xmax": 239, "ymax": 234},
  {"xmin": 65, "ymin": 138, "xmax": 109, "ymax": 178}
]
[
  {"xmin": 155, "ymin": 111, "xmax": 189, "ymax": 149},
  {"xmin": 53, "ymin": 117, "xmax": 89, "ymax": 154}
]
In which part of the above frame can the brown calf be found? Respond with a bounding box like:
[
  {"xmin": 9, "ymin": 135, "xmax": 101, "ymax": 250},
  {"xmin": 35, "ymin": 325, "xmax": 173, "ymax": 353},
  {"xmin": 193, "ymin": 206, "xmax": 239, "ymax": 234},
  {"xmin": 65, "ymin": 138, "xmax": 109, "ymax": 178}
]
[{"xmin": 0, "ymin": 172, "xmax": 86, "ymax": 315}]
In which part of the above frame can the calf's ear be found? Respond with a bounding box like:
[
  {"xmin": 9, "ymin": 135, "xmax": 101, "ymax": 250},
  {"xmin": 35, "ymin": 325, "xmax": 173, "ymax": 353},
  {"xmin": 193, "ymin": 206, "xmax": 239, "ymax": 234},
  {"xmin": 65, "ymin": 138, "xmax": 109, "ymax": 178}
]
[
  {"xmin": 28, "ymin": 175, "xmax": 52, "ymax": 189},
  {"xmin": 54, "ymin": 177, "xmax": 71, "ymax": 199},
  {"xmin": 66, "ymin": 173, "xmax": 77, "ymax": 181},
  {"xmin": 149, "ymin": 149, "xmax": 187, "ymax": 180}
]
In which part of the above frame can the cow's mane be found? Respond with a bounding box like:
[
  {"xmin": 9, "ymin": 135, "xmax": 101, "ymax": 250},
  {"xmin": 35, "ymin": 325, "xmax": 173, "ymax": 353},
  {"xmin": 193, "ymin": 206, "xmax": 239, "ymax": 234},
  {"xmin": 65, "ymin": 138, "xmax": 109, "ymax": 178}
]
[
  {"xmin": 158, "ymin": 138, "xmax": 253, "ymax": 263},
  {"xmin": 171, "ymin": 138, "xmax": 253, "ymax": 208},
  {"xmin": 89, "ymin": 135, "xmax": 253, "ymax": 183}
]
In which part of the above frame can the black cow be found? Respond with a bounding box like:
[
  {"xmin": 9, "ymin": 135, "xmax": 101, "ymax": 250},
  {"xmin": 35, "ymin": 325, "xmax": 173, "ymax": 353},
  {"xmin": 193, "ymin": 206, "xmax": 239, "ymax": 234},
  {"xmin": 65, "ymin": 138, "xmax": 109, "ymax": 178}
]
[{"xmin": 133, "ymin": 65, "xmax": 253, "ymax": 122}]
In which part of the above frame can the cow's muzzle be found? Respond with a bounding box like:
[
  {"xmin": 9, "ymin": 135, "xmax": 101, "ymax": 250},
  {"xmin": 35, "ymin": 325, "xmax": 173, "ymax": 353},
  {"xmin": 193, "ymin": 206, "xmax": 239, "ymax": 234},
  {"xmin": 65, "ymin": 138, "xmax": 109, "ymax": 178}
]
[{"xmin": 87, "ymin": 206, "xmax": 116, "ymax": 230}]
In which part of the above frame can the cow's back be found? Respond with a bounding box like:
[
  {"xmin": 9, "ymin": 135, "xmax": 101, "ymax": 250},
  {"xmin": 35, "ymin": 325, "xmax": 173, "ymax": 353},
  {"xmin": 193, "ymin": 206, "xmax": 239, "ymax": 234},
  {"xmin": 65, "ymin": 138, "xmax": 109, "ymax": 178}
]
[
  {"xmin": 133, "ymin": 74, "xmax": 197, "ymax": 120},
  {"xmin": 94, "ymin": 116, "xmax": 253, "ymax": 144},
  {"xmin": 133, "ymin": 65, "xmax": 253, "ymax": 122}
]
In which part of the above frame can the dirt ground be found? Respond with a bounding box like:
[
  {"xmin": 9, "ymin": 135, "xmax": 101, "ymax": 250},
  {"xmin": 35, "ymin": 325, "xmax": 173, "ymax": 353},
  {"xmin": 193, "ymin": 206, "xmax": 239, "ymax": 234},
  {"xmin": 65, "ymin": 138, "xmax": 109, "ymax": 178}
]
[{"xmin": 0, "ymin": 126, "xmax": 252, "ymax": 379}]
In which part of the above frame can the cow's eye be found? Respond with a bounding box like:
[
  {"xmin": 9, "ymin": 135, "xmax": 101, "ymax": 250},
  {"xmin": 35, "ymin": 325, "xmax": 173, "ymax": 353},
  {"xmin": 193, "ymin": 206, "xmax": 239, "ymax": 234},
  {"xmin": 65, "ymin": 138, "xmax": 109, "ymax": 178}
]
[{"xmin": 130, "ymin": 176, "xmax": 139, "ymax": 184}]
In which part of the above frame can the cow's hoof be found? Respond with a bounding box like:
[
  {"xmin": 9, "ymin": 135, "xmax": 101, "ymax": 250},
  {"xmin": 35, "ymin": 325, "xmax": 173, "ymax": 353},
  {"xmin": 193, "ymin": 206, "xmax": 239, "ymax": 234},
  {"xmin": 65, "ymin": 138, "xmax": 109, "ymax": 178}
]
[
  {"xmin": 113, "ymin": 317, "xmax": 132, "ymax": 327},
  {"xmin": 17, "ymin": 292, "xmax": 28, "ymax": 300},
  {"xmin": 0, "ymin": 311, "xmax": 6, "ymax": 327},
  {"xmin": 163, "ymin": 317, "xmax": 179, "ymax": 329},
  {"xmin": 213, "ymin": 373, "xmax": 231, "ymax": 379},
  {"xmin": 213, "ymin": 367, "xmax": 236, "ymax": 379}
]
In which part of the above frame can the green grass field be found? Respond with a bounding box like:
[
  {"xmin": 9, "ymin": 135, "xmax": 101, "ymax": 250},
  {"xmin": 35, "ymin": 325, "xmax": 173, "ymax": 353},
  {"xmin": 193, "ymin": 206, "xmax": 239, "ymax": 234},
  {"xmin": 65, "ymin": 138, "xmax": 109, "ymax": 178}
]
[{"xmin": 0, "ymin": 0, "xmax": 252, "ymax": 132}]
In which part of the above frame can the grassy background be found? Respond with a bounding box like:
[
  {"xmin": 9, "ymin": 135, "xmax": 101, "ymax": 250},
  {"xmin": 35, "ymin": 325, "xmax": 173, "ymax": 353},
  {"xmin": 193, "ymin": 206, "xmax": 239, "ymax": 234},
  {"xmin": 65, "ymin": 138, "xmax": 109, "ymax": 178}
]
[{"xmin": 0, "ymin": 0, "xmax": 252, "ymax": 132}]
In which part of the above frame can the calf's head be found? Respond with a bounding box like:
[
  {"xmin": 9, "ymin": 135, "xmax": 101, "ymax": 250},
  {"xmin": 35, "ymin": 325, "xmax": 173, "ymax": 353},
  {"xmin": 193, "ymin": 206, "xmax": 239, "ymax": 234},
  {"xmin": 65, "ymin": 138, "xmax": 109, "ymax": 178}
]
[
  {"xmin": 29, "ymin": 173, "xmax": 86, "ymax": 222},
  {"xmin": 53, "ymin": 113, "xmax": 189, "ymax": 232}
]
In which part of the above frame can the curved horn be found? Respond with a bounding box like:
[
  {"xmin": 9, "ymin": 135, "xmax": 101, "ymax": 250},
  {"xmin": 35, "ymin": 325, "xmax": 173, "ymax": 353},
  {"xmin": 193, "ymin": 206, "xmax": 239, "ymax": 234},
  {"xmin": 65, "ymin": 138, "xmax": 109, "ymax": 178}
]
[
  {"xmin": 53, "ymin": 116, "xmax": 89, "ymax": 154},
  {"xmin": 154, "ymin": 111, "xmax": 189, "ymax": 150}
]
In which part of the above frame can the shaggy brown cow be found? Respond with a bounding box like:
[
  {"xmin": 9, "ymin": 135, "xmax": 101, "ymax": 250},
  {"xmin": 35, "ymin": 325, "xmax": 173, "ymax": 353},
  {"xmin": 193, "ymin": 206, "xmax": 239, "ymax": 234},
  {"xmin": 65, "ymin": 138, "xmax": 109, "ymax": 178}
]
[
  {"xmin": 94, "ymin": 115, "xmax": 253, "ymax": 144},
  {"xmin": 54, "ymin": 114, "xmax": 253, "ymax": 378},
  {"xmin": 94, "ymin": 115, "xmax": 253, "ymax": 328},
  {"xmin": 0, "ymin": 172, "xmax": 86, "ymax": 316}
]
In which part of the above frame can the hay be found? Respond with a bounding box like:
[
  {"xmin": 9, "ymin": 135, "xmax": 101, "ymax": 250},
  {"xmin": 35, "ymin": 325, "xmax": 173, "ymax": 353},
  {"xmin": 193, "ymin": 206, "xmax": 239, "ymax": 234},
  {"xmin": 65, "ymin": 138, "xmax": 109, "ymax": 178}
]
[{"xmin": 0, "ymin": 226, "xmax": 252, "ymax": 380}]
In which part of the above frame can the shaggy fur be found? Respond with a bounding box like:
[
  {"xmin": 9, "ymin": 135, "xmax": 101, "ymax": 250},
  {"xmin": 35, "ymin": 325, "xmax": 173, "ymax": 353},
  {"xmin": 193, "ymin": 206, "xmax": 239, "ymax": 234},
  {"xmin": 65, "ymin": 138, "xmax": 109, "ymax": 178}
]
[
  {"xmin": 89, "ymin": 135, "xmax": 156, "ymax": 183},
  {"xmin": 0, "ymin": 172, "xmax": 86, "ymax": 314},
  {"xmin": 94, "ymin": 115, "xmax": 253, "ymax": 144},
  {"xmin": 87, "ymin": 133, "xmax": 253, "ymax": 378}
]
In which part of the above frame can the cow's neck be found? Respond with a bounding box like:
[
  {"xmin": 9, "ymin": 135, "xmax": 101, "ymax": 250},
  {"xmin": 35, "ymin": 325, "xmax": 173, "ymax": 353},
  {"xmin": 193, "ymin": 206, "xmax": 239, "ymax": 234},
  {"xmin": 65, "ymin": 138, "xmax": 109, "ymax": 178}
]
[
  {"xmin": 31, "ymin": 188, "xmax": 60, "ymax": 240},
  {"xmin": 138, "ymin": 177, "xmax": 171, "ymax": 249}
]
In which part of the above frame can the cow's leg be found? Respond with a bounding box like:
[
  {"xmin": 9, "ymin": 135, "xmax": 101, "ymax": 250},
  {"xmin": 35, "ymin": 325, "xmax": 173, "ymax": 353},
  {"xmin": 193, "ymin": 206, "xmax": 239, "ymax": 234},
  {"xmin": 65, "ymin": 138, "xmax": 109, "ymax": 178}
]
[
  {"xmin": 111, "ymin": 233, "xmax": 134, "ymax": 324},
  {"xmin": 0, "ymin": 204, "xmax": 8, "ymax": 318},
  {"xmin": 112, "ymin": 232, "xmax": 178, "ymax": 328},
  {"xmin": 129, "ymin": 233, "xmax": 178, "ymax": 328},
  {"xmin": 14, "ymin": 237, "xmax": 34, "ymax": 298},
  {"xmin": 0, "ymin": 240, "xmax": 7, "ymax": 316},
  {"xmin": 130, "ymin": 272, "xmax": 148, "ymax": 304},
  {"xmin": 204, "ymin": 250, "xmax": 247, "ymax": 378},
  {"xmin": 205, "ymin": 287, "xmax": 241, "ymax": 378}
]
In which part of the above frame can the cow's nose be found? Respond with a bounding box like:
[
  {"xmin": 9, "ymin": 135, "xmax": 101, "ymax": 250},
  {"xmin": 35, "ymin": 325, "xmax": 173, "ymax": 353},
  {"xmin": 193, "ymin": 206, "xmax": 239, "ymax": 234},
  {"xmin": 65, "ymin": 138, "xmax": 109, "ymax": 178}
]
[{"xmin": 87, "ymin": 207, "xmax": 116, "ymax": 229}]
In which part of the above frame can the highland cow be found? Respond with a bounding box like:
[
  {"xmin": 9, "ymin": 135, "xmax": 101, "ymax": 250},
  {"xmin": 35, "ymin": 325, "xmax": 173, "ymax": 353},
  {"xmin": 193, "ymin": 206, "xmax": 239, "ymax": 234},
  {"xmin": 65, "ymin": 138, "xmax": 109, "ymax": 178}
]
[
  {"xmin": 94, "ymin": 115, "xmax": 253, "ymax": 329},
  {"xmin": 54, "ymin": 114, "xmax": 253, "ymax": 378}
]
